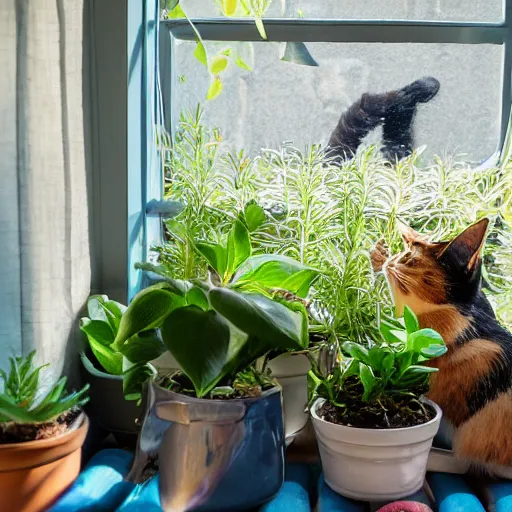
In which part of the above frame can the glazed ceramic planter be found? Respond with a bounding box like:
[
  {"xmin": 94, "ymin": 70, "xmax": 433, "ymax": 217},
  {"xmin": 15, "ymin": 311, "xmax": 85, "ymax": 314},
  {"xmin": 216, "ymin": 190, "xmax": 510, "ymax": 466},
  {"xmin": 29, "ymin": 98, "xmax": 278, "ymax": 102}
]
[
  {"xmin": 0, "ymin": 413, "xmax": 89, "ymax": 512},
  {"xmin": 267, "ymin": 352, "xmax": 310, "ymax": 441},
  {"xmin": 311, "ymin": 398, "xmax": 442, "ymax": 501},
  {"xmin": 128, "ymin": 382, "xmax": 285, "ymax": 512}
]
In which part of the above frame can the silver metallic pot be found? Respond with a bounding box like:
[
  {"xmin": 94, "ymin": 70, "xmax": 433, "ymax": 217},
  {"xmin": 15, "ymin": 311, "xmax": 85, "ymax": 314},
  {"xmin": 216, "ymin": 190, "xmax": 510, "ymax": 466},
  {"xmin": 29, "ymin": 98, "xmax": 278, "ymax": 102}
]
[{"xmin": 127, "ymin": 381, "xmax": 285, "ymax": 511}]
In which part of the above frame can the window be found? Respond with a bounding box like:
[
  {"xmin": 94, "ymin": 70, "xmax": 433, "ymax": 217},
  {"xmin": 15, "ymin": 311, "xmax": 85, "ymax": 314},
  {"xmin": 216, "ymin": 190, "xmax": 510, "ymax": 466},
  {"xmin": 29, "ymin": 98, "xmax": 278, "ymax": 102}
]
[{"xmin": 130, "ymin": 1, "xmax": 512, "ymax": 328}]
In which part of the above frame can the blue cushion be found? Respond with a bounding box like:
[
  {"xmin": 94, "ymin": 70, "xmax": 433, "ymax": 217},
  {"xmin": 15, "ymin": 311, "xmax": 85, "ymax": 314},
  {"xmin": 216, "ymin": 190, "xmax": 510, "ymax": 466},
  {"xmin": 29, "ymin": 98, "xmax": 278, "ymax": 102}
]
[
  {"xmin": 260, "ymin": 463, "xmax": 311, "ymax": 512},
  {"xmin": 427, "ymin": 473, "xmax": 485, "ymax": 512},
  {"xmin": 317, "ymin": 474, "xmax": 365, "ymax": 512},
  {"xmin": 486, "ymin": 481, "xmax": 512, "ymax": 512},
  {"xmin": 115, "ymin": 476, "xmax": 161, "ymax": 511},
  {"xmin": 49, "ymin": 449, "xmax": 135, "ymax": 512}
]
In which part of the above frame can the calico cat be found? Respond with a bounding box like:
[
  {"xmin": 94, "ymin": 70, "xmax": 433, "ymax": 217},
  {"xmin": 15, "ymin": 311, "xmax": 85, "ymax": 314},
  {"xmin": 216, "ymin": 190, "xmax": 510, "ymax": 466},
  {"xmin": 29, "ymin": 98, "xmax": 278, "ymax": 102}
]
[
  {"xmin": 327, "ymin": 76, "xmax": 440, "ymax": 162},
  {"xmin": 372, "ymin": 219, "xmax": 512, "ymax": 476}
]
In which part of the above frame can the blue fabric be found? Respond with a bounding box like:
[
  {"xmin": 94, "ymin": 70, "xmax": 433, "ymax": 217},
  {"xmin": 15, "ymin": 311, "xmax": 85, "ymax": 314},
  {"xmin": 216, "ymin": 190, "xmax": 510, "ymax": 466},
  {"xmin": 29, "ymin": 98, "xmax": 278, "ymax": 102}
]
[
  {"xmin": 427, "ymin": 473, "xmax": 485, "ymax": 512},
  {"xmin": 49, "ymin": 449, "xmax": 135, "ymax": 512},
  {"xmin": 317, "ymin": 474, "xmax": 365, "ymax": 512},
  {"xmin": 486, "ymin": 481, "xmax": 512, "ymax": 512},
  {"xmin": 116, "ymin": 476, "xmax": 161, "ymax": 511},
  {"xmin": 260, "ymin": 463, "xmax": 311, "ymax": 512}
]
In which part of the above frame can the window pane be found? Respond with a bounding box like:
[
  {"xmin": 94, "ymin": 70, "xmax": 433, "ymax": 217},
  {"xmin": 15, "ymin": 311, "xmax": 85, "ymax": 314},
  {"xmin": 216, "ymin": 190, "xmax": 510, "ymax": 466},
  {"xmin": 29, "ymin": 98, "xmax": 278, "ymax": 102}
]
[
  {"xmin": 175, "ymin": 0, "xmax": 504, "ymax": 23},
  {"xmin": 171, "ymin": 41, "xmax": 502, "ymax": 164}
]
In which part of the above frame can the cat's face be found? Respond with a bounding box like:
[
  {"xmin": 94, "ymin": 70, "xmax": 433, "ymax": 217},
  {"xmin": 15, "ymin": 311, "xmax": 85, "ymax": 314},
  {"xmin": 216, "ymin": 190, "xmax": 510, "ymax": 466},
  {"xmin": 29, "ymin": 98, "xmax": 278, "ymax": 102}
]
[{"xmin": 384, "ymin": 218, "xmax": 489, "ymax": 317}]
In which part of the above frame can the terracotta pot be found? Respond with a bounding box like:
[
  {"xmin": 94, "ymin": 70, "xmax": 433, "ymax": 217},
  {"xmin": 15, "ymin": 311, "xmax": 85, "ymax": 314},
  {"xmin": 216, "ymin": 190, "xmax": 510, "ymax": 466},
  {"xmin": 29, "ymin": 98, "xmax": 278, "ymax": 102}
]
[{"xmin": 0, "ymin": 413, "xmax": 89, "ymax": 512}]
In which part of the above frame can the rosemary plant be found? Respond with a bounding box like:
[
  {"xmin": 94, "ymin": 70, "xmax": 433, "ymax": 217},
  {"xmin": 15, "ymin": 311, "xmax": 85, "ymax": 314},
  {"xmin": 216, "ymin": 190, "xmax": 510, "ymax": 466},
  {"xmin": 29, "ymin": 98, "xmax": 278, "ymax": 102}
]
[{"xmin": 158, "ymin": 107, "xmax": 512, "ymax": 342}]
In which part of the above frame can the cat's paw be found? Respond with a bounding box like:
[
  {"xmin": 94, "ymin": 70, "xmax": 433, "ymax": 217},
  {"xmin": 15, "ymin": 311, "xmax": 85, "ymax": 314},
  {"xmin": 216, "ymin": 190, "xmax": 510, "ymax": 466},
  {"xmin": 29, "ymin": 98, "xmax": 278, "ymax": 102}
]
[{"xmin": 371, "ymin": 239, "xmax": 389, "ymax": 272}]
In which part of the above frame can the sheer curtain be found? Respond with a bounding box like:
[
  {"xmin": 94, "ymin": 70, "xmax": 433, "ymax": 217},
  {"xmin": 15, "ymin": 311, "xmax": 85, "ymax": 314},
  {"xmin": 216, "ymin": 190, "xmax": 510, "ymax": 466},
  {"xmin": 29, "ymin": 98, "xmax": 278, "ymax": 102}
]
[{"xmin": 0, "ymin": 0, "xmax": 91, "ymax": 383}]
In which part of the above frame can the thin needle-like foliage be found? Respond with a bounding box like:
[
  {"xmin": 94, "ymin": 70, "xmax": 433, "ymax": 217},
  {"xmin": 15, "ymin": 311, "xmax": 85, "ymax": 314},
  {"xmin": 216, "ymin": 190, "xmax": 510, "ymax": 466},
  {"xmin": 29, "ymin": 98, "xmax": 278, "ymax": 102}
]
[{"xmin": 159, "ymin": 107, "xmax": 512, "ymax": 342}]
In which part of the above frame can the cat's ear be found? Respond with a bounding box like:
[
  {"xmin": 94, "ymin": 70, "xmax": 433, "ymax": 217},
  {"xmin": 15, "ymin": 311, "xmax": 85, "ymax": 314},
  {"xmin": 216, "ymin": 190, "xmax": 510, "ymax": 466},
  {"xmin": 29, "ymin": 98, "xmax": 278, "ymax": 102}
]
[
  {"xmin": 438, "ymin": 218, "xmax": 489, "ymax": 271},
  {"xmin": 397, "ymin": 220, "xmax": 425, "ymax": 246}
]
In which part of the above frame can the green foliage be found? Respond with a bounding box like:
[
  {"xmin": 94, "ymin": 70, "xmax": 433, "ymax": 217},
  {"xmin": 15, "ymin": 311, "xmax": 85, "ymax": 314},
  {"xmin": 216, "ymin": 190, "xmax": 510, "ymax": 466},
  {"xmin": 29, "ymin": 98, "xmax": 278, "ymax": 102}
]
[
  {"xmin": 159, "ymin": 110, "xmax": 512, "ymax": 341},
  {"xmin": 120, "ymin": 214, "xmax": 317, "ymax": 397},
  {"xmin": 80, "ymin": 295, "xmax": 166, "ymax": 401},
  {"xmin": 309, "ymin": 307, "xmax": 447, "ymax": 409},
  {"xmin": 161, "ymin": 0, "xmax": 317, "ymax": 99},
  {"xmin": 0, "ymin": 352, "xmax": 89, "ymax": 424}
]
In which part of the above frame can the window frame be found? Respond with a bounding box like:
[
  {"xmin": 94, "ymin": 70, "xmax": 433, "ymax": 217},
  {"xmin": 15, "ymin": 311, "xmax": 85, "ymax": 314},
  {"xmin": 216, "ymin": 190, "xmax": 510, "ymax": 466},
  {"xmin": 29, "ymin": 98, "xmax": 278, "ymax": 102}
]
[{"xmin": 125, "ymin": 4, "xmax": 512, "ymax": 299}]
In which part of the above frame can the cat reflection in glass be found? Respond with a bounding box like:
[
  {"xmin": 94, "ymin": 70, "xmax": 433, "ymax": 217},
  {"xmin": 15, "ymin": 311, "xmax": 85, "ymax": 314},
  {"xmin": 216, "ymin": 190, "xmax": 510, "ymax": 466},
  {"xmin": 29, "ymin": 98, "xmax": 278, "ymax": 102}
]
[{"xmin": 327, "ymin": 76, "xmax": 440, "ymax": 162}]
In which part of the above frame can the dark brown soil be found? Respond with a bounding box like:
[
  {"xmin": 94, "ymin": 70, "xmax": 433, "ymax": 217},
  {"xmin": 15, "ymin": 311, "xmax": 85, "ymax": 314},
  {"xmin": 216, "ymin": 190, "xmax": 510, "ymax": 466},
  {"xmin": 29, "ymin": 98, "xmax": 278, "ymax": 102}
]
[
  {"xmin": 160, "ymin": 371, "xmax": 275, "ymax": 400},
  {"xmin": 319, "ymin": 379, "xmax": 435, "ymax": 429},
  {"xmin": 0, "ymin": 409, "xmax": 80, "ymax": 444}
]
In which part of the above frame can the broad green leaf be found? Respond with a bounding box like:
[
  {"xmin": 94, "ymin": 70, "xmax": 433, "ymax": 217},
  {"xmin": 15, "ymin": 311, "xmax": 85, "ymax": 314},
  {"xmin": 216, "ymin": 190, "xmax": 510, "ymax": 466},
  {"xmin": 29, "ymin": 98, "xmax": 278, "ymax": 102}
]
[
  {"xmin": 359, "ymin": 363, "xmax": 377, "ymax": 402},
  {"xmin": 207, "ymin": 77, "xmax": 223, "ymax": 100},
  {"xmin": 116, "ymin": 330, "xmax": 166, "ymax": 365},
  {"xmin": 232, "ymin": 254, "xmax": 319, "ymax": 296},
  {"xmin": 123, "ymin": 362, "xmax": 157, "ymax": 401},
  {"xmin": 114, "ymin": 283, "xmax": 185, "ymax": 348},
  {"xmin": 194, "ymin": 41, "xmax": 207, "ymax": 67},
  {"xmin": 221, "ymin": 0, "xmax": 237, "ymax": 15},
  {"xmin": 401, "ymin": 365, "xmax": 439, "ymax": 377},
  {"xmin": 380, "ymin": 319, "xmax": 407, "ymax": 344},
  {"xmin": 186, "ymin": 286, "xmax": 209, "ymax": 310},
  {"xmin": 80, "ymin": 318, "xmax": 115, "ymax": 347},
  {"xmin": 209, "ymin": 288, "xmax": 307, "ymax": 350},
  {"xmin": 87, "ymin": 295, "xmax": 109, "ymax": 322},
  {"xmin": 210, "ymin": 55, "xmax": 228, "ymax": 74},
  {"xmin": 255, "ymin": 16, "xmax": 267, "ymax": 39},
  {"xmin": 244, "ymin": 201, "xmax": 266, "ymax": 232},
  {"xmin": 281, "ymin": 42, "xmax": 318, "ymax": 67},
  {"xmin": 342, "ymin": 342, "xmax": 370, "ymax": 365},
  {"xmin": 420, "ymin": 344, "xmax": 448, "ymax": 359},
  {"xmin": 88, "ymin": 338, "xmax": 123, "ymax": 375},
  {"xmin": 368, "ymin": 345, "xmax": 389, "ymax": 372},
  {"xmin": 408, "ymin": 328, "xmax": 445, "ymax": 352},
  {"xmin": 403, "ymin": 306, "xmax": 419, "ymax": 334},
  {"xmin": 101, "ymin": 300, "xmax": 127, "ymax": 332},
  {"xmin": 166, "ymin": 3, "xmax": 186, "ymax": 18},
  {"xmin": 395, "ymin": 351, "xmax": 413, "ymax": 377},
  {"xmin": 390, "ymin": 329, "xmax": 408, "ymax": 343},
  {"xmin": 226, "ymin": 217, "xmax": 251, "ymax": 275},
  {"xmin": 235, "ymin": 55, "xmax": 252, "ymax": 71},
  {"xmin": 281, "ymin": 269, "xmax": 319, "ymax": 298},
  {"xmin": 161, "ymin": 306, "xmax": 238, "ymax": 396},
  {"xmin": 135, "ymin": 262, "xmax": 193, "ymax": 293},
  {"xmin": 195, "ymin": 242, "xmax": 227, "ymax": 277}
]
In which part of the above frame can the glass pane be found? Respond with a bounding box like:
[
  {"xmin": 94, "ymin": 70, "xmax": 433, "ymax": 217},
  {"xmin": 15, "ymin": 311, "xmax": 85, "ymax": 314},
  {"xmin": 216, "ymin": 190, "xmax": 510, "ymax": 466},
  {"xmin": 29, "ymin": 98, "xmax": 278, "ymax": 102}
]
[
  {"xmin": 171, "ymin": 41, "xmax": 502, "ymax": 164},
  {"xmin": 171, "ymin": 0, "xmax": 504, "ymax": 23}
]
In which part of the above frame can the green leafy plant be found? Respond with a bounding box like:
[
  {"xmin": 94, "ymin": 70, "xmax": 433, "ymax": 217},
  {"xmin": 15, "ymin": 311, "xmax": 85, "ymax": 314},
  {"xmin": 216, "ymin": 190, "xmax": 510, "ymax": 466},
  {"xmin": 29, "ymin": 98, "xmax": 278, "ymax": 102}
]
[
  {"xmin": 0, "ymin": 352, "xmax": 89, "ymax": 424},
  {"xmin": 80, "ymin": 295, "xmax": 166, "ymax": 401},
  {"xmin": 309, "ymin": 306, "xmax": 447, "ymax": 428},
  {"xmin": 118, "ymin": 213, "xmax": 319, "ymax": 398},
  {"xmin": 160, "ymin": 110, "xmax": 512, "ymax": 340},
  {"xmin": 161, "ymin": 0, "xmax": 318, "ymax": 99}
]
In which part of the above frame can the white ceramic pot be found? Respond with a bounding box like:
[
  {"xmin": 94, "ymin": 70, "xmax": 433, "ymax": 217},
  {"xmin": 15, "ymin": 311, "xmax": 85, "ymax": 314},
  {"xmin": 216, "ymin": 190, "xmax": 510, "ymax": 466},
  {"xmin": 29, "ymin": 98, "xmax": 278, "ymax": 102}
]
[
  {"xmin": 267, "ymin": 352, "xmax": 311, "ymax": 440},
  {"xmin": 311, "ymin": 397, "xmax": 442, "ymax": 501}
]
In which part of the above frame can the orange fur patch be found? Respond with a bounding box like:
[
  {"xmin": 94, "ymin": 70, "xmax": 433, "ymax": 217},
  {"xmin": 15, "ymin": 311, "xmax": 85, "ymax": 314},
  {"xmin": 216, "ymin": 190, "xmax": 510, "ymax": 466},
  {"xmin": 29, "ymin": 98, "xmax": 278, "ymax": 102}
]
[
  {"xmin": 427, "ymin": 339, "xmax": 503, "ymax": 426},
  {"xmin": 454, "ymin": 391, "xmax": 512, "ymax": 465},
  {"xmin": 418, "ymin": 306, "xmax": 472, "ymax": 345}
]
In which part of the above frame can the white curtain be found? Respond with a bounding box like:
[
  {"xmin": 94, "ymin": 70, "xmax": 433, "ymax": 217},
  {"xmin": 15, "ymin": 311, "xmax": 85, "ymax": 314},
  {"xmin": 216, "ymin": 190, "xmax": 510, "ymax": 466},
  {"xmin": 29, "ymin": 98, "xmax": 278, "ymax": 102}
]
[{"xmin": 0, "ymin": 0, "xmax": 91, "ymax": 383}]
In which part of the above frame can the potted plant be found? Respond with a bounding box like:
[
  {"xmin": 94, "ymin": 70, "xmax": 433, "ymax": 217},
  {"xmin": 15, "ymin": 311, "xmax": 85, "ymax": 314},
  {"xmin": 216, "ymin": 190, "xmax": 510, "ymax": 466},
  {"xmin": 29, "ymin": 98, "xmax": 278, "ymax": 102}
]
[
  {"xmin": 0, "ymin": 352, "xmax": 89, "ymax": 512},
  {"xmin": 109, "ymin": 213, "xmax": 314, "ymax": 510},
  {"xmin": 137, "ymin": 207, "xmax": 321, "ymax": 441},
  {"xmin": 79, "ymin": 295, "xmax": 168, "ymax": 436},
  {"xmin": 309, "ymin": 306, "xmax": 446, "ymax": 501}
]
